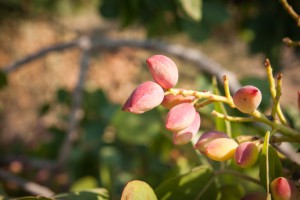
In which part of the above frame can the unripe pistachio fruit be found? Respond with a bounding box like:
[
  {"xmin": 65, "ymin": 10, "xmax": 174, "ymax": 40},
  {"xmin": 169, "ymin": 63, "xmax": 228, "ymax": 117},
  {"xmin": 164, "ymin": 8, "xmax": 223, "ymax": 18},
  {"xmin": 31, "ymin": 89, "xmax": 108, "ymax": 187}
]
[
  {"xmin": 270, "ymin": 177, "xmax": 300, "ymax": 200},
  {"xmin": 234, "ymin": 142, "xmax": 259, "ymax": 168},
  {"xmin": 161, "ymin": 94, "xmax": 195, "ymax": 109},
  {"xmin": 173, "ymin": 112, "xmax": 200, "ymax": 145},
  {"xmin": 165, "ymin": 103, "xmax": 196, "ymax": 132},
  {"xmin": 233, "ymin": 85, "xmax": 262, "ymax": 113},
  {"xmin": 205, "ymin": 138, "xmax": 238, "ymax": 161},
  {"xmin": 194, "ymin": 131, "xmax": 229, "ymax": 154},
  {"xmin": 122, "ymin": 81, "xmax": 164, "ymax": 114},
  {"xmin": 146, "ymin": 55, "xmax": 178, "ymax": 89}
]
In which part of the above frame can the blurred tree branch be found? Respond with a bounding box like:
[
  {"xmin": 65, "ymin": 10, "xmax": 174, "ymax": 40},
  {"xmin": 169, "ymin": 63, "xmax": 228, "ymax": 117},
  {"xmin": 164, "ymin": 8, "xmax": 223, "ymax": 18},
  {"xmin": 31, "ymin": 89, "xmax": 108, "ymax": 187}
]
[
  {"xmin": 3, "ymin": 37, "xmax": 241, "ymax": 92},
  {"xmin": 57, "ymin": 37, "xmax": 92, "ymax": 167},
  {"xmin": 0, "ymin": 169, "xmax": 54, "ymax": 197}
]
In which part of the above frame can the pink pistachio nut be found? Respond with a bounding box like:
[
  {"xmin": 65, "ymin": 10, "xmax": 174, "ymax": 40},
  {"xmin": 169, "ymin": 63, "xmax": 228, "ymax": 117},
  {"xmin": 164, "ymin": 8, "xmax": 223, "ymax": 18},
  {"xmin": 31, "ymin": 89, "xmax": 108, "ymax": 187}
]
[
  {"xmin": 161, "ymin": 94, "xmax": 195, "ymax": 109},
  {"xmin": 165, "ymin": 103, "xmax": 196, "ymax": 132},
  {"xmin": 194, "ymin": 131, "xmax": 229, "ymax": 154},
  {"xmin": 234, "ymin": 142, "xmax": 259, "ymax": 168},
  {"xmin": 146, "ymin": 55, "xmax": 179, "ymax": 89},
  {"xmin": 270, "ymin": 177, "xmax": 300, "ymax": 200},
  {"xmin": 205, "ymin": 138, "xmax": 238, "ymax": 162},
  {"xmin": 173, "ymin": 112, "xmax": 201, "ymax": 145},
  {"xmin": 233, "ymin": 85, "xmax": 262, "ymax": 113},
  {"xmin": 122, "ymin": 81, "xmax": 164, "ymax": 114}
]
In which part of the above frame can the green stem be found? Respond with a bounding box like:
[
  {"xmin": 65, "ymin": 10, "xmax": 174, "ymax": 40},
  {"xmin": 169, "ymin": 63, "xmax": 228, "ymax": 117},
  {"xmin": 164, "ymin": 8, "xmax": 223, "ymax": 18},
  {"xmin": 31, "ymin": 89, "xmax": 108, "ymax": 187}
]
[
  {"xmin": 271, "ymin": 74, "xmax": 282, "ymax": 120},
  {"xmin": 167, "ymin": 87, "xmax": 300, "ymax": 142},
  {"xmin": 214, "ymin": 169, "xmax": 261, "ymax": 186},
  {"xmin": 167, "ymin": 88, "xmax": 235, "ymax": 107},
  {"xmin": 251, "ymin": 110, "xmax": 300, "ymax": 142},
  {"xmin": 211, "ymin": 111, "xmax": 255, "ymax": 122},
  {"xmin": 265, "ymin": 60, "xmax": 287, "ymax": 125}
]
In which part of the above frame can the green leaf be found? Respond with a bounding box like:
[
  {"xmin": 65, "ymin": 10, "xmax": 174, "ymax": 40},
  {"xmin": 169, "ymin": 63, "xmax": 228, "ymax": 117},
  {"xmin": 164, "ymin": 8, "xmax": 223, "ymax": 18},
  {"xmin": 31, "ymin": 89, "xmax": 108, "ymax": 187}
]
[
  {"xmin": 121, "ymin": 180, "xmax": 157, "ymax": 200},
  {"xmin": 0, "ymin": 70, "xmax": 8, "ymax": 89},
  {"xmin": 219, "ymin": 185, "xmax": 244, "ymax": 200},
  {"xmin": 179, "ymin": 0, "xmax": 202, "ymax": 21},
  {"xmin": 53, "ymin": 188, "xmax": 109, "ymax": 200},
  {"xmin": 259, "ymin": 132, "xmax": 282, "ymax": 192},
  {"xmin": 112, "ymin": 109, "xmax": 161, "ymax": 145},
  {"xmin": 155, "ymin": 165, "xmax": 218, "ymax": 200},
  {"xmin": 71, "ymin": 176, "xmax": 98, "ymax": 192}
]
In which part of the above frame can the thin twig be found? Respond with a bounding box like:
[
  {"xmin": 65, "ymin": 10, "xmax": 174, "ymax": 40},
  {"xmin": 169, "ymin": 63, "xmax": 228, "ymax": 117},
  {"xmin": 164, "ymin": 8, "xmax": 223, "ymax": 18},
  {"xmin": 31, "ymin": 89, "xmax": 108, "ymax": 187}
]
[
  {"xmin": 279, "ymin": 0, "xmax": 300, "ymax": 26},
  {"xmin": 211, "ymin": 110, "xmax": 255, "ymax": 122},
  {"xmin": 0, "ymin": 169, "xmax": 54, "ymax": 197},
  {"xmin": 0, "ymin": 155, "xmax": 56, "ymax": 170},
  {"xmin": 282, "ymin": 37, "xmax": 300, "ymax": 47},
  {"xmin": 57, "ymin": 37, "xmax": 92, "ymax": 166},
  {"xmin": 264, "ymin": 59, "xmax": 287, "ymax": 125},
  {"xmin": 3, "ymin": 41, "xmax": 78, "ymax": 74}
]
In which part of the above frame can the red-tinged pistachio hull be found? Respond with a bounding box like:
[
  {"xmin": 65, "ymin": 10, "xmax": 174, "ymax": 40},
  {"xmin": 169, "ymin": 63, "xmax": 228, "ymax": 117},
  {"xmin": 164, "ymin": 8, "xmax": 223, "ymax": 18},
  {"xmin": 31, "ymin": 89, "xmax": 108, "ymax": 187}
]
[
  {"xmin": 234, "ymin": 142, "xmax": 259, "ymax": 168},
  {"xmin": 165, "ymin": 103, "xmax": 196, "ymax": 132},
  {"xmin": 271, "ymin": 177, "xmax": 300, "ymax": 200},
  {"xmin": 173, "ymin": 112, "xmax": 201, "ymax": 145},
  {"xmin": 233, "ymin": 85, "xmax": 262, "ymax": 113},
  {"xmin": 146, "ymin": 55, "xmax": 178, "ymax": 89},
  {"xmin": 194, "ymin": 131, "xmax": 229, "ymax": 154},
  {"xmin": 122, "ymin": 81, "xmax": 164, "ymax": 114}
]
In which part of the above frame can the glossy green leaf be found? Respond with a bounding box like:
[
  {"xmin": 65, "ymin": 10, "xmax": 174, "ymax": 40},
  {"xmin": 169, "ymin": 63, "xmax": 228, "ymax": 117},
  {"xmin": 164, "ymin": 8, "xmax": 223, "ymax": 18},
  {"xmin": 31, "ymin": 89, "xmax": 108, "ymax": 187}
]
[
  {"xmin": 53, "ymin": 188, "xmax": 109, "ymax": 200},
  {"xmin": 179, "ymin": 0, "xmax": 202, "ymax": 21},
  {"xmin": 155, "ymin": 165, "xmax": 218, "ymax": 200},
  {"xmin": 121, "ymin": 180, "xmax": 157, "ymax": 200},
  {"xmin": 259, "ymin": 132, "xmax": 282, "ymax": 191}
]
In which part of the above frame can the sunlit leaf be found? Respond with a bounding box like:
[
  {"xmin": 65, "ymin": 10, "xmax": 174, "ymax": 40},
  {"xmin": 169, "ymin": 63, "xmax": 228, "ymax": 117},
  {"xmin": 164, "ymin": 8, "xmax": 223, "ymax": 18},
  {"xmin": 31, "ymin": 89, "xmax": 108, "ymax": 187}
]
[
  {"xmin": 121, "ymin": 180, "xmax": 157, "ymax": 200},
  {"xmin": 155, "ymin": 165, "xmax": 218, "ymax": 200},
  {"xmin": 179, "ymin": 0, "xmax": 202, "ymax": 21}
]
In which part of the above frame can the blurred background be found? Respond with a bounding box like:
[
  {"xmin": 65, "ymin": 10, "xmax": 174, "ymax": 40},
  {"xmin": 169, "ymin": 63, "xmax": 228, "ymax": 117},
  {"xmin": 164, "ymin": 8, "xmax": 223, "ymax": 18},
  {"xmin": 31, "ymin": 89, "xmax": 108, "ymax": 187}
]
[{"xmin": 0, "ymin": 0, "xmax": 299, "ymax": 199}]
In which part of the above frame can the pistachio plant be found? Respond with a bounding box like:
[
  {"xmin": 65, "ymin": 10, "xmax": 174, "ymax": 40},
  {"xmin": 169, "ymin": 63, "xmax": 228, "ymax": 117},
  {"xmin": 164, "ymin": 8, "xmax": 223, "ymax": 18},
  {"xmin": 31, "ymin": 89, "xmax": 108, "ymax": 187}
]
[{"xmin": 122, "ymin": 55, "xmax": 300, "ymax": 199}]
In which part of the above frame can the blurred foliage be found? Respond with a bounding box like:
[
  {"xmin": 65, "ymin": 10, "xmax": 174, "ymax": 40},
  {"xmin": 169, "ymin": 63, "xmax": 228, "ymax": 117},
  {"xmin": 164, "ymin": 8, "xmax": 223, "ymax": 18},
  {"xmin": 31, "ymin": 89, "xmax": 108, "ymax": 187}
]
[
  {"xmin": 98, "ymin": 0, "xmax": 300, "ymax": 69},
  {"xmin": 0, "ymin": 0, "xmax": 90, "ymax": 20}
]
